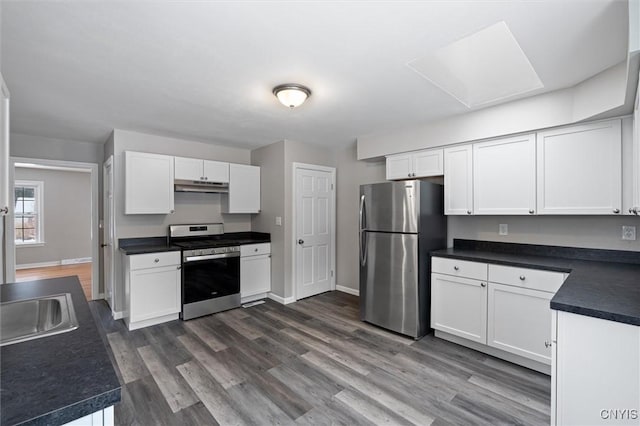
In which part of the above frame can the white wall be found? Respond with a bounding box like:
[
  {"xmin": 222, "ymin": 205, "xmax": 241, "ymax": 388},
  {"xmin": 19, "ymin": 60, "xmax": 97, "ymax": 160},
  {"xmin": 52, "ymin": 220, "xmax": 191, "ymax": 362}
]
[{"xmin": 15, "ymin": 167, "xmax": 92, "ymax": 265}]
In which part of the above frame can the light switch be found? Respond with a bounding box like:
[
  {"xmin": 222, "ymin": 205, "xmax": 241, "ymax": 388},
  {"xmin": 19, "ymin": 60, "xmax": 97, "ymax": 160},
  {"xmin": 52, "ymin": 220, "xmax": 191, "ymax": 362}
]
[
  {"xmin": 499, "ymin": 224, "xmax": 508, "ymax": 235},
  {"xmin": 275, "ymin": 216, "xmax": 282, "ymax": 226}
]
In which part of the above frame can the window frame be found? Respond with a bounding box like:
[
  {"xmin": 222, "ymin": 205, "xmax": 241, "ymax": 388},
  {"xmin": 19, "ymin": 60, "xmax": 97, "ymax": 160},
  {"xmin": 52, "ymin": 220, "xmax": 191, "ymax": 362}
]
[{"xmin": 14, "ymin": 180, "xmax": 44, "ymax": 246}]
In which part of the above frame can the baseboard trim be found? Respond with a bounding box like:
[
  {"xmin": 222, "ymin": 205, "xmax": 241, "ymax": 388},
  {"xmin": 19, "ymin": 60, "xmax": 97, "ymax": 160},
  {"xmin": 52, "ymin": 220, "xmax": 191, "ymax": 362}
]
[
  {"xmin": 241, "ymin": 293, "xmax": 268, "ymax": 304},
  {"xmin": 61, "ymin": 257, "xmax": 92, "ymax": 265},
  {"xmin": 16, "ymin": 261, "xmax": 61, "ymax": 270},
  {"xmin": 268, "ymin": 292, "xmax": 296, "ymax": 305},
  {"xmin": 336, "ymin": 285, "xmax": 359, "ymax": 296}
]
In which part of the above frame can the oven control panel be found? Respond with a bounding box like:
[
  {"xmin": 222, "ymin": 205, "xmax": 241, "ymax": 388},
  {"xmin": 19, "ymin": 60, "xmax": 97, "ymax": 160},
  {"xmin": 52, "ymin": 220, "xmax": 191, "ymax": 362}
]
[{"xmin": 183, "ymin": 245, "xmax": 240, "ymax": 260}]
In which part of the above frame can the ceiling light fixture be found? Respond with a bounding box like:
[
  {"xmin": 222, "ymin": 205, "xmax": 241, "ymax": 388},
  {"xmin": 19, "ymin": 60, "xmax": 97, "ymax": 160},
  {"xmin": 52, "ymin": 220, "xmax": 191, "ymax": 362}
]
[{"xmin": 273, "ymin": 84, "xmax": 311, "ymax": 108}]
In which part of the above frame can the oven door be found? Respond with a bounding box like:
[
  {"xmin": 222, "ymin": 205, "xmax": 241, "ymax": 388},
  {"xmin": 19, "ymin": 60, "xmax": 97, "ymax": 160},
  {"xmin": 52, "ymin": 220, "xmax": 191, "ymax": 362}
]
[{"xmin": 182, "ymin": 252, "xmax": 240, "ymax": 305}]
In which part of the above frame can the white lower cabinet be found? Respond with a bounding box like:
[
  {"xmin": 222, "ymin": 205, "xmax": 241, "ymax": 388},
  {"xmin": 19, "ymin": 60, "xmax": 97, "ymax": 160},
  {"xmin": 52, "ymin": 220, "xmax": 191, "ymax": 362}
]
[
  {"xmin": 552, "ymin": 310, "xmax": 640, "ymax": 425},
  {"xmin": 432, "ymin": 257, "xmax": 565, "ymax": 373},
  {"xmin": 64, "ymin": 406, "xmax": 114, "ymax": 426},
  {"xmin": 431, "ymin": 273, "xmax": 487, "ymax": 344},
  {"xmin": 240, "ymin": 243, "xmax": 271, "ymax": 302},
  {"xmin": 123, "ymin": 251, "xmax": 181, "ymax": 331}
]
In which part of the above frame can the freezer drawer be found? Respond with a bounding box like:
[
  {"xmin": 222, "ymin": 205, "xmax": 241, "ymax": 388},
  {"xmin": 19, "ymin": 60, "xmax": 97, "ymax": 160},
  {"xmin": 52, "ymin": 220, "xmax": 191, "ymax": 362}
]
[{"xmin": 360, "ymin": 231, "xmax": 422, "ymax": 337}]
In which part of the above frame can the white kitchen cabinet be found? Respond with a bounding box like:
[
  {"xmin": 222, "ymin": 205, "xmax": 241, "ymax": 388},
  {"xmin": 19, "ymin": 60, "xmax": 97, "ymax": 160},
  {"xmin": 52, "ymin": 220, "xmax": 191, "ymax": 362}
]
[
  {"xmin": 123, "ymin": 251, "xmax": 181, "ymax": 331},
  {"xmin": 386, "ymin": 148, "xmax": 443, "ymax": 180},
  {"xmin": 174, "ymin": 156, "xmax": 229, "ymax": 183},
  {"xmin": 473, "ymin": 134, "xmax": 536, "ymax": 215},
  {"xmin": 444, "ymin": 145, "xmax": 473, "ymax": 215},
  {"xmin": 124, "ymin": 151, "xmax": 174, "ymax": 215},
  {"xmin": 240, "ymin": 243, "xmax": 271, "ymax": 302},
  {"xmin": 222, "ymin": 164, "xmax": 261, "ymax": 213},
  {"xmin": 537, "ymin": 119, "xmax": 622, "ymax": 215},
  {"xmin": 553, "ymin": 310, "xmax": 640, "ymax": 425},
  {"xmin": 431, "ymin": 273, "xmax": 488, "ymax": 344},
  {"xmin": 64, "ymin": 406, "xmax": 114, "ymax": 426},
  {"xmin": 631, "ymin": 87, "xmax": 640, "ymax": 215}
]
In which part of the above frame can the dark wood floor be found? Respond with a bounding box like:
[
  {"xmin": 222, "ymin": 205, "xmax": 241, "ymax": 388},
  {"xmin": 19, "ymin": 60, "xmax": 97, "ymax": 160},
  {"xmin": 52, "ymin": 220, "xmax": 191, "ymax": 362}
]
[{"xmin": 90, "ymin": 291, "xmax": 551, "ymax": 426}]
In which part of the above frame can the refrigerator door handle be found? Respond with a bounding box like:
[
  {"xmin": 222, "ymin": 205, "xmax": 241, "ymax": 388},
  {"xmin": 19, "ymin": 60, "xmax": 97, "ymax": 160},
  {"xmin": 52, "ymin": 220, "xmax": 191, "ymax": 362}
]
[{"xmin": 359, "ymin": 195, "xmax": 367, "ymax": 265}]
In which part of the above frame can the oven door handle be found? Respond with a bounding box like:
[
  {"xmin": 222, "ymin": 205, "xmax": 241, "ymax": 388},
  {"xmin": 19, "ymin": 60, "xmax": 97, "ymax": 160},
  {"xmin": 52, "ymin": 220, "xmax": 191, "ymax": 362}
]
[{"xmin": 184, "ymin": 252, "xmax": 240, "ymax": 262}]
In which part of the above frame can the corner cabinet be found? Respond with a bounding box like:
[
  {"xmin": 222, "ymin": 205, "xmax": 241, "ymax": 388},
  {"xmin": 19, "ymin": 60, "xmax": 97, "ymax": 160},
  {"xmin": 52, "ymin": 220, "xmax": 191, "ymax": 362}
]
[
  {"xmin": 124, "ymin": 151, "xmax": 174, "ymax": 214},
  {"xmin": 123, "ymin": 251, "xmax": 181, "ymax": 331},
  {"xmin": 537, "ymin": 119, "xmax": 622, "ymax": 215},
  {"xmin": 444, "ymin": 145, "xmax": 473, "ymax": 215},
  {"xmin": 222, "ymin": 164, "xmax": 261, "ymax": 213},
  {"xmin": 386, "ymin": 148, "xmax": 443, "ymax": 180},
  {"xmin": 473, "ymin": 133, "xmax": 536, "ymax": 215}
]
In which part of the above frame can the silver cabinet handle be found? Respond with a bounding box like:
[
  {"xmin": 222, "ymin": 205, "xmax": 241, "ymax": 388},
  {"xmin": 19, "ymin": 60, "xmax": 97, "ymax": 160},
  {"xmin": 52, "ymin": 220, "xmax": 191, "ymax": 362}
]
[
  {"xmin": 454, "ymin": 266, "xmax": 459, "ymax": 271},
  {"xmin": 170, "ymin": 209, "xmax": 175, "ymax": 214},
  {"xmin": 480, "ymin": 282, "xmax": 486, "ymax": 288},
  {"xmin": 466, "ymin": 210, "xmax": 472, "ymax": 215},
  {"xmin": 177, "ymin": 265, "xmax": 181, "ymax": 270},
  {"xmin": 407, "ymin": 173, "xmax": 411, "ymax": 177},
  {"xmin": 613, "ymin": 208, "xmax": 620, "ymax": 214},
  {"xmin": 519, "ymin": 275, "xmax": 525, "ymax": 281},
  {"xmin": 529, "ymin": 209, "xmax": 535, "ymax": 214},
  {"xmin": 545, "ymin": 341, "xmax": 552, "ymax": 348},
  {"xmin": 254, "ymin": 248, "xmax": 258, "ymax": 252},
  {"xmin": 630, "ymin": 208, "xmax": 633, "ymax": 214},
  {"xmin": 154, "ymin": 258, "xmax": 160, "ymax": 263}
]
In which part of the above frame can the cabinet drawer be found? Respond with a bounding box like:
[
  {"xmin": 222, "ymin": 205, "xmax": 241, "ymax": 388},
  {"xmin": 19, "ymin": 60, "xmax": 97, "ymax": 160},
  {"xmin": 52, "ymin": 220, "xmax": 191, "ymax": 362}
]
[
  {"xmin": 431, "ymin": 257, "xmax": 487, "ymax": 281},
  {"xmin": 129, "ymin": 251, "xmax": 180, "ymax": 270},
  {"xmin": 241, "ymin": 243, "xmax": 271, "ymax": 257},
  {"xmin": 488, "ymin": 264, "xmax": 565, "ymax": 293}
]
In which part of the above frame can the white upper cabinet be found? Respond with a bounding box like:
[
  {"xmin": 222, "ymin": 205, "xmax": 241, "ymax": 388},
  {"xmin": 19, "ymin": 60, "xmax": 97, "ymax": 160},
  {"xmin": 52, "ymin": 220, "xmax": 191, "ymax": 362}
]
[
  {"xmin": 631, "ymin": 89, "xmax": 640, "ymax": 215},
  {"xmin": 444, "ymin": 145, "xmax": 473, "ymax": 215},
  {"xmin": 174, "ymin": 156, "xmax": 229, "ymax": 182},
  {"xmin": 386, "ymin": 148, "xmax": 443, "ymax": 180},
  {"xmin": 537, "ymin": 119, "xmax": 622, "ymax": 215},
  {"xmin": 124, "ymin": 151, "xmax": 174, "ymax": 215},
  {"xmin": 473, "ymin": 134, "xmax": 536, "ymax": 215},
  {"xmin": 222, "ymin": 164, "xmax": 261, "ymax": 213}
]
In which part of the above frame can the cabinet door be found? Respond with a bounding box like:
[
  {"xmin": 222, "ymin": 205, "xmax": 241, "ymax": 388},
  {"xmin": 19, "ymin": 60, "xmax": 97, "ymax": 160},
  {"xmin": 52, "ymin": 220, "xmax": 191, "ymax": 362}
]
[
  {"xmin": 386, "ymin": 154, "xmax": 413, "ymax": 180},
  {"xmin": 125, "ymin": 151, "xmax": 174, "ymax": 214},
  {"xmin": 413, "ymin": 149, "xmax": 444, "ymax": 178},
  {"xmin": 240, "ymin": 255, "xmax": 271, "ymax": 297},
  {"xmin": 225, "ymin": 164, "xmax": 260, "ymax": 213},
  {"xmin": 431, "ymin": 273, "xmax": 487, "ymax": 343},
  {"xmin": 130, "ymin": 265, "xmax": 181, "ymax": 322},
  {"xmin": 632, "ymin": 89, "xmax": 640, "ymax": 215},
  {"xmin": 473, "ymin": 134, "xmax": 536, "ymax": 215},
  {"xmin": 174, "ymin": 157, "xmax": 203, "ymax": 181},
  {"xmin": 444, "ymin": 145, "xmax": 473, "ymax": 215},
  {"xmin": 487, "ymin": 282, "xmax": 553, "ymax": 364},
  {"xmin": 203, "ymin": 160, "xmax": 230, "ymax": 183},
  {"xmin": 537, "ymin": 119, "xmax": 622, "ymax": 215},
  {"xmin": 555, "ymin": 311, "xmax": 640, "ymax": 425}
]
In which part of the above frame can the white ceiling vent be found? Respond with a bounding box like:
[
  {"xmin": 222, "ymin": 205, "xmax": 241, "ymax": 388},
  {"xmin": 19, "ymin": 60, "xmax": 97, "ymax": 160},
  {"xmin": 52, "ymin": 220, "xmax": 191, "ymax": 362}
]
[{"xmin": 407, "ymin": 21, "xmax": 544, "ymax": 108}]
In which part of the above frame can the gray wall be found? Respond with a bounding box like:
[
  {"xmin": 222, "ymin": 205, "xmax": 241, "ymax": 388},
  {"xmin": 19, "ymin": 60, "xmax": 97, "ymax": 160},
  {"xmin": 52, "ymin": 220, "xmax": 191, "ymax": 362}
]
[
  {"xmin": 11, "ymin": 133, "xmax": 103, "ymax": 164},
  {"xmin": 251, "ymin": 141, "xmax": 286, "ymax": 297},
  {"xmin": 334, "ymin": 142, "xmax": 386, "ymax": 291},
  {"xmin": 15, "ymin": 167, "xmax": 92, "ymax": 265}
]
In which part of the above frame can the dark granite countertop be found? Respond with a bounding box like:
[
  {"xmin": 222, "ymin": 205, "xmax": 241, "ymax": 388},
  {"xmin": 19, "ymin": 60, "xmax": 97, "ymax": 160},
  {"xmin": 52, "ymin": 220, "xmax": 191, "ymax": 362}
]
[
  {"xmin": 431, "ymin": 240, "xmax": 640, "ymax": 327},
  {"xmin": 1, "ymin": 277, "xmax": 121, "ymax": 426},
  {"xmin": 118, "ymin": 232, "xmax": 271, "ymax": 255}
]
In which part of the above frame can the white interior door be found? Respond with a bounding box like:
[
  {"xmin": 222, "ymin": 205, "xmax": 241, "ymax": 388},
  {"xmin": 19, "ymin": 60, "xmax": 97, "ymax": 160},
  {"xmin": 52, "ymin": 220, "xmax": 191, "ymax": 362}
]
[
  {"xmin": 103, "ymin": 157, "xmax": 115, "ymax": 309},
  {"xmin": 294, "ymin": 164, "xmax": 335, "ymax": 300},
  {"xmin": 0, "ymin": 75, "xmax": 12, "ymax": 284}
]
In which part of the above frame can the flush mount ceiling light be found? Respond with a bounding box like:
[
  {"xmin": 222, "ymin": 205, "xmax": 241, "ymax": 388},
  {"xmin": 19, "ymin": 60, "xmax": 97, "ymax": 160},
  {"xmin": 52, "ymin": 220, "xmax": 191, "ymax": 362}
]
[{"xmin": 273, "ymin": 84, "xmax": 311, "ymax": 108}]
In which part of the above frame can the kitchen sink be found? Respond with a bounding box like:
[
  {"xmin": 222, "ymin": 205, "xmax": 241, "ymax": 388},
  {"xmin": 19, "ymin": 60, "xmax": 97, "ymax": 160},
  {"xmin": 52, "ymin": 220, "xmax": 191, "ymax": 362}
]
[{"xmin": 1, "ymin": 293, "xmax": 79, "ymax": 346}]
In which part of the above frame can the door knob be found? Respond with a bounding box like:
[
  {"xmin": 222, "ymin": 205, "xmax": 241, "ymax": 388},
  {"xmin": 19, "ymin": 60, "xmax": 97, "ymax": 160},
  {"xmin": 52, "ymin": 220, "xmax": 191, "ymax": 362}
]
[
  {"xmin": 100, "ymin": 243, "xmax": 109, "ymax": 248},
  {"xmin": 298, "ymin": 239, "xmax": 304, "ymax": 245}
]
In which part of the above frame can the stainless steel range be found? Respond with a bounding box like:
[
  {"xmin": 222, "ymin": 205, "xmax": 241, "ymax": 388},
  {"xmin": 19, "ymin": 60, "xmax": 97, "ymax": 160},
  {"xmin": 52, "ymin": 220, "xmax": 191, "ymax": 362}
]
[{"xmin": 169, "ymin": 223, "xmax": 241, "ymax": 320}]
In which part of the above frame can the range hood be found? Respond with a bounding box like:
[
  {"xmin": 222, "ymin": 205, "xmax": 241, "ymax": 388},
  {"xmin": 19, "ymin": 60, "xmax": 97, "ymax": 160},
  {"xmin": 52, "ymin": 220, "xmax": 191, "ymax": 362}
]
[{"xmin": 174, "ymin": 179, "xmax": 229, "ymax": 194}]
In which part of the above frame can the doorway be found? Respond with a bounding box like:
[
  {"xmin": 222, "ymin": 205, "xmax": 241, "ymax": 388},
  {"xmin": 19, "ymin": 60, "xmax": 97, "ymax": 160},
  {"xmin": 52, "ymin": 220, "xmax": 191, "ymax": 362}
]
[
  {"xmin": 8, "ymin": 157, "xmax": 99, "ymax": 300},
  {"xmin": 292, "ymin": 163, "xmax": 336, "ymax": 300}
]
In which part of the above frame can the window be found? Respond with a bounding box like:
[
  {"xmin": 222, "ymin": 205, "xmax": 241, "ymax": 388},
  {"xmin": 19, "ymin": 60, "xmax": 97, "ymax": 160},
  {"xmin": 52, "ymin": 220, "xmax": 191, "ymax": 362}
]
[{"xmin": 14, "ymin": 180, "xmax": 44, "ymax": 245}]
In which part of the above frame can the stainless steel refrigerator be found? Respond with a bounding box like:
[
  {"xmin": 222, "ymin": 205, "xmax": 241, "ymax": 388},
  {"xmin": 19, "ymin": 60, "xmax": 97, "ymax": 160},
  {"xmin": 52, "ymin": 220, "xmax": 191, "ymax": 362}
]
[{"xmin": 359, "ymin": 180, "xmax": 447, "ymax": 339}]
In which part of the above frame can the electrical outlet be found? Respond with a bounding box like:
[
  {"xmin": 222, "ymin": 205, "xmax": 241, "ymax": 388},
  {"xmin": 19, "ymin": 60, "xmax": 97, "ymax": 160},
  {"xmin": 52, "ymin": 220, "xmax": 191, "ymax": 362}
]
[
  {"xmin": 499, "ymin": 224, "xmax": 508, "ymax": 236},
  {"xmin": 275, "ymin": 216, "xmax": 282, "ymax": 226},
  {"xmin": 622, "ymin": 226, "xmax": 636, "ymax": 241}
]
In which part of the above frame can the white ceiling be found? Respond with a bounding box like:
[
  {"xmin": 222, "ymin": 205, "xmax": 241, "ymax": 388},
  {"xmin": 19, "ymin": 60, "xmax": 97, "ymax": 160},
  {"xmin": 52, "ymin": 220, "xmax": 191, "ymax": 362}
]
[{"xmin": 0, "ymin": 1, "xmax": 629, "ymax": 150}]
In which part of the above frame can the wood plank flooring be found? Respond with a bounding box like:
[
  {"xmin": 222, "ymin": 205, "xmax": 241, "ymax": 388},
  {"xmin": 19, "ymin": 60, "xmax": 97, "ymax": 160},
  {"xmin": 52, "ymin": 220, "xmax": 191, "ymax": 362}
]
[
  {"xmin": 16, "ymin": 263, "xmax": 92, "ymax": 300},
  {"xmin": 90, "ymin": 291, "xmax": 551, "ymax": 426}
]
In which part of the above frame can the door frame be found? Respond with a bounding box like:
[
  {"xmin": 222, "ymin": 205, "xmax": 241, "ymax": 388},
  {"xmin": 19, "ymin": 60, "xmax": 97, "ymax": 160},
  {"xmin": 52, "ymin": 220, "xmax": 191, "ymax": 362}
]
[
  {"xmin": 291, "ymin": 162, "xmax": 336, "ymax": 302},
  {"xmin": 0, "ymin": 74, "xmax": 10, "ymax": 284},
  {"xmin": 103, "ymin": 156, "xmax": 116, "ymax": 312},
  {"xmin": 9, "ymin": 156, "xmax": 100, "ymax": 299}
]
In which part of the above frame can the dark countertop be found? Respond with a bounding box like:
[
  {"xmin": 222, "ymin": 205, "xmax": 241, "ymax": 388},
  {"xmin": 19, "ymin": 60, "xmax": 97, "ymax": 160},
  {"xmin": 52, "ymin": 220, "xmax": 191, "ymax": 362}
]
[
  {"xmin": 118, "ymin": 232, "xmax": 271, "ymax": 255},
  {"xmin": 1, "ymin": 277, "xmax": 121, "ymax": 426},
  {"xmin": 431, "ymin": 240, "xmax": 640, "ymax": 327}
]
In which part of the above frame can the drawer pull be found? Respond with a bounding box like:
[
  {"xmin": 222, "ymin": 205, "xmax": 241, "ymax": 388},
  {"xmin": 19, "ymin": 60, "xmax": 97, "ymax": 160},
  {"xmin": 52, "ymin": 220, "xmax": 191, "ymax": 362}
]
[
  {"xmin": 154, "ymin": 258, "xmax": 160, "ymax": 263},
  {"xmin": 453, "ymin": 266, "xmax": 459, "ymax": 271},
  {"xmin": 480, "ymin": 282, "xmax": 486, "ymax": 287},
  {"xmin": 254, "ymin": 248, "xmax": 258, "ymax": 252},
  {"xmin": 519, "ymin": 275, "xmax": 525, "ymax": 281}
]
